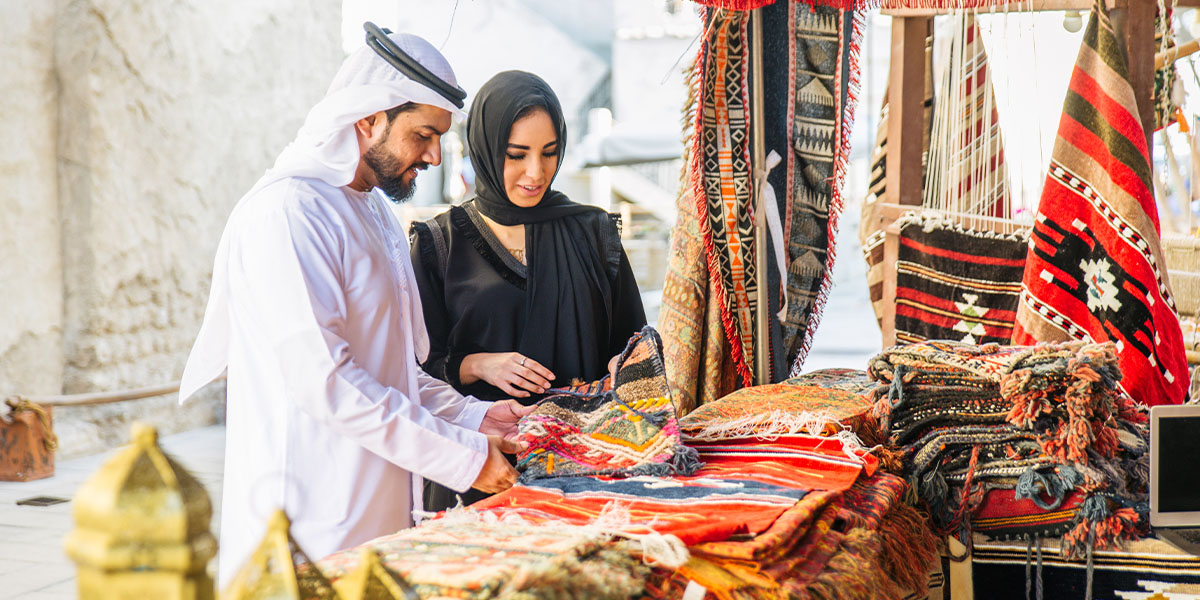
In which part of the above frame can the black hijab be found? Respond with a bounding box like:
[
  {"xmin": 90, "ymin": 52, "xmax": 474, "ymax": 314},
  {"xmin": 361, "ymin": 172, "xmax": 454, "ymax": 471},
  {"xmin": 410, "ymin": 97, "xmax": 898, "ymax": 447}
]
[
  {"xmin": 465, "ymin": 70, "xmax": 625, "ymax": 388},
  {"xmin": 467, "ymin": 71, "xmax": 596, "ymax": 225}
]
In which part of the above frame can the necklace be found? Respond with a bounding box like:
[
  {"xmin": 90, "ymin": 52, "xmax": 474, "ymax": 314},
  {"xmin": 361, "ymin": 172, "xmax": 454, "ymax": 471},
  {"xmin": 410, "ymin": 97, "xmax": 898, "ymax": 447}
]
[{"xmin": 508, "ymin": 247, "xmax": 526, "ymax": 264}]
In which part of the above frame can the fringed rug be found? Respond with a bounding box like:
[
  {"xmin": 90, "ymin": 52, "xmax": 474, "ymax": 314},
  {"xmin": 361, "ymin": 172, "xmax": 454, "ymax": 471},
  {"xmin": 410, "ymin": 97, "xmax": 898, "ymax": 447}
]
[
  {"xmin": 316, "ymin": 518, "xmax": 648, "ymax": 600},
  {"xmin": 660, "ymin": 39, "xmax": 742, "ymax": 414},
  {"xmin": 893, "ymin": 213, "xmax": 1027, "ymax": 345},
  {"xmin": 693, "ymin": 6, "xmax": 757, "ymax": 385},
  {"xmin": 1012, "ymin": 0, "xmax": 1188, "ymax": 407},
  {"xmin": 662, "ymin": 0, "xmax": 866, "ymax": 393},
  {"xmin": 678, "ymin": 383, "xmax": 879, "ymax": 450}
]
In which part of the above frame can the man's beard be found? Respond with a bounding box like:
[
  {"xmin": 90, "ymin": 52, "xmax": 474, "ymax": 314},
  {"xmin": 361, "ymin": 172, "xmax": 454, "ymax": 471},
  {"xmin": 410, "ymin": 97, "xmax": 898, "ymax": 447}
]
[{"xmin": 363, "ymin": 143, "xmax": 425, "ymax": 203}]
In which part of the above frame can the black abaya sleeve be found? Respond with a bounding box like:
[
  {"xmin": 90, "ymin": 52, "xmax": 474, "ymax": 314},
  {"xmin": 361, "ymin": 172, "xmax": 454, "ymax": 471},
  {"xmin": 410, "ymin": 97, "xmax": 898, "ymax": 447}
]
[{"xmin": 409, "ymin": 221, "xmax": 465, "ymax": 388}]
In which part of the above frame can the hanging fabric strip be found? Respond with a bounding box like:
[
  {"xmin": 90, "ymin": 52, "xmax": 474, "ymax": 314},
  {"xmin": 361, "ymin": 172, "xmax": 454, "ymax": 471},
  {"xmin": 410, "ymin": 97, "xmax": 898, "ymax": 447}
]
[
  {"xmin": 660, "ymin": 7, "xmax": 744, "ymax": 412},
  {"xmin": 695, "ymin": 8, "xmax": 756, "ymax": 386},
  {"xmin": 783, "ymin": 2, "xmax": 865, "ymax": 375}
]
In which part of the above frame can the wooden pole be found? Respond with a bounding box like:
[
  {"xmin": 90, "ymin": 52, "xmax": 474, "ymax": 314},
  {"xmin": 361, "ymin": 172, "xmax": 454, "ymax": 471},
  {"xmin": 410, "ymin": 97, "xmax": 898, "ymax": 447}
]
[
  {"xmin": 751, "ymin": 7, "xmax": 769, "ymax": 385},
  {"xmin": 1112, "ymin": 1, "xmax": 1156, "ymax": 160},
  {"xmin": 887, "ymin": 16, "xmax": 931, "ymax": 207}
]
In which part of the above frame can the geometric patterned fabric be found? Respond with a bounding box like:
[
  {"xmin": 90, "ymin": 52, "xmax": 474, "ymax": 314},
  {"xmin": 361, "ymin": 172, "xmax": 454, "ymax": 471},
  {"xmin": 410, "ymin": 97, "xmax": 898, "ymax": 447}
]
[
  {"xmin": 515, "ymin": 326, "xmax": 697, "ymax": 482},
  {"xmin": 693, "ymin": 6, "xmax": 756, "ymax": 385},
  {"xmin": 894, "ymin": 214, "xmax": 1027, "ymax": 345},
  {"xmin": 661, "ymin": 0, "xmax": 864, "ymax": 394},
  {"xmin": 782, "ymin": 4, "xmax": 859, "ymax": 373},
  {"xmin": 1012, "ymin": 0, "xmax": 1188, "ymax": 406}
]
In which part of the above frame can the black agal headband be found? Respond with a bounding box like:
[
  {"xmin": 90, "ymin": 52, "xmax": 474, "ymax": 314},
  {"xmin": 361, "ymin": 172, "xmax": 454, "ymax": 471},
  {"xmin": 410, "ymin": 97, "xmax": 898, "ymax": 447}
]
[{"xmin": 363, "ymin": 22, "xmax": 467, "ymax": 109}]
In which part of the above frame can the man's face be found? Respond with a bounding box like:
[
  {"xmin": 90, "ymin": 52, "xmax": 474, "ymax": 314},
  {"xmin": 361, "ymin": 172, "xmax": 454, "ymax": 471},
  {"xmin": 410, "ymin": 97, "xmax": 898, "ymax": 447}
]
[{"xmin": 364, "ymin": 104, "xmax": 452, "ymax": 202}]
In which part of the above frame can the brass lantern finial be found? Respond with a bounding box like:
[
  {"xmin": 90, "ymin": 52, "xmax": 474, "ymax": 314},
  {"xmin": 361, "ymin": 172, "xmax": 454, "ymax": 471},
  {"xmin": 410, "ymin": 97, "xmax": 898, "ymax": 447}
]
[
  {"xmin": 64, "ymin": 421, "xmax": 217, "ymax": 599},
  {"xmin": 221, "ymin": 509, "xmax": 339, "ymax": 599},
  {"xmin": 332, "ymin": 548, "xmax": 419, "ymax": 600}
]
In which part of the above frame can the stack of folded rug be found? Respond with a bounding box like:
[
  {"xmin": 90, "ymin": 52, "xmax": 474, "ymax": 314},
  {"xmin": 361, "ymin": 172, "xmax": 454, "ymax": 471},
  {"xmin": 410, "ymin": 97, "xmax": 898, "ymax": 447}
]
[{"xmin": 868, "ymin": 340, "xmax": 1150, "ymax": 557}]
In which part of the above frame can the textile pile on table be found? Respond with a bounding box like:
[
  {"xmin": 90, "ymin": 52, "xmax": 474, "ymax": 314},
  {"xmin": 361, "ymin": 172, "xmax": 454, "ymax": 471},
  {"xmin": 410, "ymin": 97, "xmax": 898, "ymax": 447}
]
[
  {"xmin": 484, "ymin": 375, "xmax": 938, "ymax": 599},
  {"xmin": 868, "ymin": 339, "xmax": 1150, "ymax": 559}
]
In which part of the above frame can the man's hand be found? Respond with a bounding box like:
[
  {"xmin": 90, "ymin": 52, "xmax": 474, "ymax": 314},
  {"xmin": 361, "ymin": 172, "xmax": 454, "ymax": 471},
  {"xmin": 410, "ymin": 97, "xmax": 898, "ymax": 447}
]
[
  {"xmin": 470, "ymin": 436, "xmax": 525, "ymax": 494},
  {"xmin": 480, "ymin": 399, "xmax": 536, "ymax": 439}
]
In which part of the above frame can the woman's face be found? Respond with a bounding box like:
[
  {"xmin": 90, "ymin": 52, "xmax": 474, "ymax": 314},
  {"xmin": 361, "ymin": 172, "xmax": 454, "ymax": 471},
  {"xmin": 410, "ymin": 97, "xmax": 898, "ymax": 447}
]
[{"xmin": 503, "ymin": 109, "xmax": 558, "ymax": 208}]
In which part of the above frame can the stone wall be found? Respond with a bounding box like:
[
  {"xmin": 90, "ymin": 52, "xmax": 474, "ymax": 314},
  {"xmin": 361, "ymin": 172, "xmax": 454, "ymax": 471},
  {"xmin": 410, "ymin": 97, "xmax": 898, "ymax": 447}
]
[
  {"xmin": 2, "ymin": 1, "xmax": 342, "ymax": 458},
  {"xmin": 1, "ymin": 3, "xmax": 64, "ymax": 406}
]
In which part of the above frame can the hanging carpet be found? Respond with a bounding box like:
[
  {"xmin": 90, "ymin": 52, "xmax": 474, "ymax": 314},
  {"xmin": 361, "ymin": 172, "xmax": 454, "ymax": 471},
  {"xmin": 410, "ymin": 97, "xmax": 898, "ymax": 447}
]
[
  {"xmin": 1012, "ymin": 0, "xmax": 1188, "ymax": 407},
  {"xmin": 661, "ymin": 0, "xmax": 865, "ymax": 397}
]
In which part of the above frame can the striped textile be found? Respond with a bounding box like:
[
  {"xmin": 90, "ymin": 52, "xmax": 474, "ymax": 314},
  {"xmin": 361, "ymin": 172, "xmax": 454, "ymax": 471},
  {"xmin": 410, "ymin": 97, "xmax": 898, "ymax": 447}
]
[
  {"xmin": 475, "ymin": 435, "xmax": 869, "ymax": 546},
  {"xmin": 893, "ymin": 214, "xmax": 1027, "ymax": 345},
  {"xmin": 1012, "ymin": 0, "xmax": 1188, "ymax": 407}
]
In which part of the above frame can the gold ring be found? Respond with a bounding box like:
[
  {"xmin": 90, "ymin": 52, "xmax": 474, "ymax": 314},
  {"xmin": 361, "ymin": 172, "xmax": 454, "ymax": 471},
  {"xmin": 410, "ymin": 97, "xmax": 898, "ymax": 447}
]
[{"xmin": 520, "ymin": 357, "xmax": 527, "ymax": 366}]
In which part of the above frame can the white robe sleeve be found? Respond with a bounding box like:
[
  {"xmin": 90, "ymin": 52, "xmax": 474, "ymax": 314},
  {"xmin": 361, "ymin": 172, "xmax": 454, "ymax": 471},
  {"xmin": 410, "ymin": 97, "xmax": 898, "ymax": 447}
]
[
  {"xmin": 230, "ymin": 186, "xmax": 488, "ymax": 493},
  {"xmin": 416, "ymin": 367, "xmax": 489, "ymax": 429}
]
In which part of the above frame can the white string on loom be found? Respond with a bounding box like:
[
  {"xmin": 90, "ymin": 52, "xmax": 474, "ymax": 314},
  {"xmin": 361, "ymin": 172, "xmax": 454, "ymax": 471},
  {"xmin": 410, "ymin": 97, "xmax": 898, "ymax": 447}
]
[{"xmin": 922, "ymin": 9, "xmax": 1014, "ymax": 228}]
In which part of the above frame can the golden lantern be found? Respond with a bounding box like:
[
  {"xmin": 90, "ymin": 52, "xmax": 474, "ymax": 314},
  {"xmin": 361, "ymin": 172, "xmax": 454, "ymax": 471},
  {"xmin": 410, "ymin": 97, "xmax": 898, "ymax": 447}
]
[
  {"xmin": 332, "ymin": 548, "xmax": 418, "ymax": 600},
  {"xmin": 64, "ymin": 422, "xmax": 217, "ymax": 599},
  {"xmin": 221, "ymin": 509, "xmax": 339, "ymax": 599}
]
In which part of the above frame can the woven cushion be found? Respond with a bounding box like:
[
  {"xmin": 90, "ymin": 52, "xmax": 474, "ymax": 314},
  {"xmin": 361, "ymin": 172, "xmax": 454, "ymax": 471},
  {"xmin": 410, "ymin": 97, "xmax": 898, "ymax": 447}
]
[{"xmin": 515, "ymin": 326, "xmax": 697, "ymax": 482}]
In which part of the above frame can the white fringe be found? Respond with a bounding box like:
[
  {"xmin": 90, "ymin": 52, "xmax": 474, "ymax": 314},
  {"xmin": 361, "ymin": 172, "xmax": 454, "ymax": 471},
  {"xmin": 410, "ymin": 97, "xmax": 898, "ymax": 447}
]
[
  {"xmin": 682, "ymin": 409, "xmax": 877, "ymax": 463},
  {"xmin": 416, "ymin": 501, "xmax": 690, "ymax": 569}
]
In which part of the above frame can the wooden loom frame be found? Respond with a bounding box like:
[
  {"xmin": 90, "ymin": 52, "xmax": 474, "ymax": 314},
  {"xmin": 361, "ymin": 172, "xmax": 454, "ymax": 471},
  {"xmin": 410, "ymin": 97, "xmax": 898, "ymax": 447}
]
[{"xmin": 870, "ymin": 0, "xmax": 1188, "ymax": 346}]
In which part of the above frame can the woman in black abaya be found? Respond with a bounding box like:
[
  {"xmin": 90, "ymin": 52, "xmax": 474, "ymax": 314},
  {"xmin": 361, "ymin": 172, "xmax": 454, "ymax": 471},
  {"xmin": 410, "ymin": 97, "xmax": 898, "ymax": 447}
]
[{"xmin": 411, "ymin": 70, "xmax": 646, "ymax": 512}]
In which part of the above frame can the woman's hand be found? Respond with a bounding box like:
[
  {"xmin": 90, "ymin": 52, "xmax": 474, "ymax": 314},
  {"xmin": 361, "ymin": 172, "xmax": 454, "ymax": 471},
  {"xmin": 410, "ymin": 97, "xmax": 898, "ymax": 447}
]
[{"xmin": 460, "ymin": 352, "xmax": 555, "ymax": 398}]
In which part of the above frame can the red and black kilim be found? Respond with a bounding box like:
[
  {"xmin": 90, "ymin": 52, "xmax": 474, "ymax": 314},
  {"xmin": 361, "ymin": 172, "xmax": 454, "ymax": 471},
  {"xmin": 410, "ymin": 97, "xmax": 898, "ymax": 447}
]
[
  {"xmin": 1013, "ymin": 0, "xmax": 1188, "ymax": 406},
  {"xmin": 893, "ymin": 216, "xmax": 1026, "ymax": 345}
]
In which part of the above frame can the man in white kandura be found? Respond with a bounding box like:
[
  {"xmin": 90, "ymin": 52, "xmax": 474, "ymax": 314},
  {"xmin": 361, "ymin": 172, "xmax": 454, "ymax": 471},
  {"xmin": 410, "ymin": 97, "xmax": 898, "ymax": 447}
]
[{"xmin": 179, "ymin": 25, "xmax": 533, "ymax": 587}]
